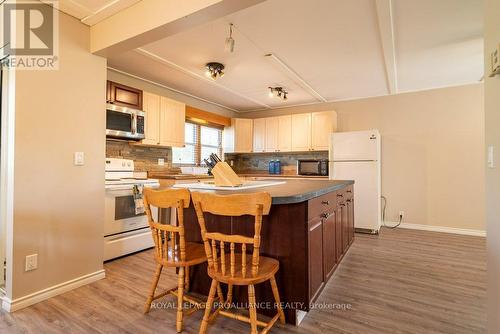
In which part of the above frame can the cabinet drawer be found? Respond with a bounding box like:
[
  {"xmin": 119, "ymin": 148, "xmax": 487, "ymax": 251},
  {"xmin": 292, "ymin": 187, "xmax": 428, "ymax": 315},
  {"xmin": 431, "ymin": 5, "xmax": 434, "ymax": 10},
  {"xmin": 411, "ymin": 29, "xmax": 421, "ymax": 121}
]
[{"xmin": 308, "ymin": 191, "xmax": 337, "ymax": 220}]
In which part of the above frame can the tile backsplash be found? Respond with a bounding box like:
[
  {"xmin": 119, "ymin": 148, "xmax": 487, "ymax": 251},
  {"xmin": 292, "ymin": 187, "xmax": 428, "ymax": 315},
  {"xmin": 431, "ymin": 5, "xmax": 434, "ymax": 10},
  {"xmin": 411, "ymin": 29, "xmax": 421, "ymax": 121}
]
[
  {"xmin": 224, "ymin": 151, "xmax": 329, "ymax": 174},
  {"xmin": 106, "ymin": 140, "xmax": 179, "ymax": 173}
]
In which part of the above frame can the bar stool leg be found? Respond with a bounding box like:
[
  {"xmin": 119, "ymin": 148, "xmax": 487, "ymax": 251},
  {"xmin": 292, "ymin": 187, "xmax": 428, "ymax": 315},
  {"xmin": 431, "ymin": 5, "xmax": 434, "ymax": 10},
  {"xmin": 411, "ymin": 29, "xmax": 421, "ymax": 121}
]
[
  {"xmin": 144, "ymin": 264, "xmax": 163, "ymax": 314},
  {"xmin": 248, "ymin": 284, "xmax": 258, "ymax": 334},
  {"xmin": 226, "ymin": 284, "xmax": 233, "ymax": 308},
  {"xmin": 199, "ymin": 279, "xmax": 218, "ymax": 334},
  {"xmin": 185, "ymin": 266, "xmax": 190, "ymax": 292},
  {"xmin": 176, "ymin": 267, "xmax": 185, "ymax": 333},
  {"xmin": 270, "ymin": 275, "xmax": 285, "ymax": 324}
]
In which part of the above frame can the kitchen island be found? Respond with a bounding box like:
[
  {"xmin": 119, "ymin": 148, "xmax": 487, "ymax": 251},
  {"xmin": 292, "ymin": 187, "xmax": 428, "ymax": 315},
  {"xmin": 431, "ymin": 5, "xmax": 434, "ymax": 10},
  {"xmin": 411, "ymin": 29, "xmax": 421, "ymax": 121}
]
[{"xmin": 181, "ymin": 179, "xmax": 355, "ymax": 325}]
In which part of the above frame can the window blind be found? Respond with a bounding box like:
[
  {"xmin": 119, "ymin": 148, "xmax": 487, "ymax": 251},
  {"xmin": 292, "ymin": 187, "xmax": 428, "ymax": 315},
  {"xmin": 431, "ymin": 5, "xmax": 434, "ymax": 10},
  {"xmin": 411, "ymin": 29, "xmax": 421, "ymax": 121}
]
[{"xmin": 172, "ymin": 122, "xmax": 223, "ymax": 166}]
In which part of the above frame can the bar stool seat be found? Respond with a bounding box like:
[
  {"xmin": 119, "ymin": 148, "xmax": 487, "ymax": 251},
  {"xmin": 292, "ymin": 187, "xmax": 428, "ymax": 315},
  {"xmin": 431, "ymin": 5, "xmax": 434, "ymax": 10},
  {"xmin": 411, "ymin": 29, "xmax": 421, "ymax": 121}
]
[
  {"xmin": 209, "ymin": 254, "xmax": 279, "ymax": 286},
  {"xmin": 159, "ymin": 242, "xmax": 207, "ymax": 267}
]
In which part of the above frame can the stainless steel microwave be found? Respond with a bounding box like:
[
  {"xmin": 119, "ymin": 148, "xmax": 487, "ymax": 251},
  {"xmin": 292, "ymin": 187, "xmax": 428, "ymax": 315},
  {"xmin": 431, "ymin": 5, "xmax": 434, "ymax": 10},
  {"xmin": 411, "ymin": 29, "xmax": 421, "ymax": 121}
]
[
  {"xmin": 297, "ymin": 159, "xmax": 329, "ymax": 176},
  {"xmin": 106, "ymin": 103, "xmax": 145, "ymax": 140}
]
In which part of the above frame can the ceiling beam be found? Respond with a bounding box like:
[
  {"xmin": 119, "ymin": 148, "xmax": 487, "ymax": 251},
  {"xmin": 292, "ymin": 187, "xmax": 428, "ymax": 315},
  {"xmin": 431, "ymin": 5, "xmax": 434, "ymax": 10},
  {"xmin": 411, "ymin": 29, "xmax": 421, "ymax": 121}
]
[
  {"xmin": 375, "ymin": 0, "xmax": 398, "ymax": 94},
  {"xmin": 90, "ymin": 0, "xmax": 266, "ymax": 57},
  {"xmin": 265, "ymin": 53, "xmax": 327, "ymax": 102}
]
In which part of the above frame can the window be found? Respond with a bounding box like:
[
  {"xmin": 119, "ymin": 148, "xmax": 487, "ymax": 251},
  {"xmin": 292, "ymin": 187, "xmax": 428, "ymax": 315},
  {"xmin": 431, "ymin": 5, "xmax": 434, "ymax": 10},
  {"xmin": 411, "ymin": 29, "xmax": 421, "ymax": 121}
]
[{"xmin": 172, "ymin": 122, "xmax": 223, "ymax": 165}]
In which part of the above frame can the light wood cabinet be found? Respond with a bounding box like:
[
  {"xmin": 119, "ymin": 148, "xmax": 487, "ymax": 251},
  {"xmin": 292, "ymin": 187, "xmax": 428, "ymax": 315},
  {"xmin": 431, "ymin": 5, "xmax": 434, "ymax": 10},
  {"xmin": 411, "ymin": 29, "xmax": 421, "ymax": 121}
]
[
  {"xmin": 265, "ymin": 117, "xmax": 279, "ymax": 152},
  {"xmin": 277, "ymin": 115, "xmax": 292, "ymax": 151},
  {"xmin": 253, "ymin": 118, "xmax": 266, "ymax": 153},
  {"xmin": 141, "ymin": 92, "xmax": 185, "ymax": 147},
  {"xmin": 226, "ymin": 110, "xmax": 335, "ymax": 154},
  {"xmin": 224, "ymin": 118, "xmax": 253, "ymax": 153},
  {"xmin": 291, "ymin": 113, "xmax": 312, "ymax": 151},
  {"xmin": 311, "ymin": 111, "xmax": 336, "ymax": 151},
  {"xmin": 159, "ymin": 97, "xmax": 185, "ymax": 147},
  {"xmin": 142, "ymin": 92, "xmax": 161, "ymax": 145}
]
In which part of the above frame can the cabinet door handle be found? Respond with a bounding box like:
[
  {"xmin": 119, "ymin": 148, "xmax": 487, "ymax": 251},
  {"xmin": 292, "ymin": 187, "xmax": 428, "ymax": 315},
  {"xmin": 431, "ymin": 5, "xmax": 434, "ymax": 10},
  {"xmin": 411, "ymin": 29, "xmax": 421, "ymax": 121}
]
[
  {"xmin": 340, "ymin": 203, "xmax": 346, "ymax": 207},
  {"xmin": 321, "ymin": 200, "xmax": 330, "ymax": 205},
  {"xmin": 321, "ymin": 212, "xmax": 331, "ymax": 219},
  {"xmin": 346, "ymin": 190, "xmax": 352, "ymax": 193},
  {"xmin": 346, "ymin": 199, "xmax": 352, "ymax": 203},
  {"xmin": 337, "ymin": 194, "xmax": 344, "ymax": 197}
]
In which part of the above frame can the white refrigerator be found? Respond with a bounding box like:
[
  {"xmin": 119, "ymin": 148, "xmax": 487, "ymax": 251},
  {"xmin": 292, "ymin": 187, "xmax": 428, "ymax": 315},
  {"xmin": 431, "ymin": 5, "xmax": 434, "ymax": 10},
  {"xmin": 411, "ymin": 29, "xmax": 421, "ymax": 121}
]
[{"xmin": 329, "ymin": 130, "xmax": 381, "ymax": 234}]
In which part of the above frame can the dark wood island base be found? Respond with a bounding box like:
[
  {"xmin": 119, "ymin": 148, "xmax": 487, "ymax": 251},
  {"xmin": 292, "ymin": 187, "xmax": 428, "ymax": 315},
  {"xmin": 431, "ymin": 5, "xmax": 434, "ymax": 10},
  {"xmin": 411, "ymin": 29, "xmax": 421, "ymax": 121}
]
[{"xmin": 181, "ymin": 179, "xmax": 355, "ymax": 325}]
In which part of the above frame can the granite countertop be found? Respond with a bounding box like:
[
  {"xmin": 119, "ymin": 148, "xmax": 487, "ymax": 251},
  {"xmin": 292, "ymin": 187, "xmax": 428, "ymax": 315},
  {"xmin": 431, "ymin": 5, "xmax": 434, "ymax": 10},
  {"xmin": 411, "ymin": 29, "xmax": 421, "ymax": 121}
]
[
  {"xmin": 149, "ymin": 173, "xmax": 213, "ymax": 180},
  {"xmin": 238, "ymin": 172, "xmax": 328, "ymax": 179},
  {"xmin": 149, "ymin": 171, "xmax": 328, "ymax": 180},
  {"xmin": 185, "ymin": 179, "xmax": 354, "ymax": 205}
]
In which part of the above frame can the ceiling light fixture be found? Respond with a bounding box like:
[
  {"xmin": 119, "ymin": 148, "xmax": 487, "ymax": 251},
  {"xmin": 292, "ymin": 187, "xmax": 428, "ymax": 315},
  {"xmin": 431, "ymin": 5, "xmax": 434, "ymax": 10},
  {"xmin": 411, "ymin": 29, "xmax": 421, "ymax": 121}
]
[
  {"xmin": 225, "ymin": 23, "xmax": 235, "ymax": 53},
  {"xmin": 205, "ymin": 62, "xmax": 225, "ymax": 80},
  {"xmin": 268, "ymin": 87, "xmax": 288, "ymax": 101}
]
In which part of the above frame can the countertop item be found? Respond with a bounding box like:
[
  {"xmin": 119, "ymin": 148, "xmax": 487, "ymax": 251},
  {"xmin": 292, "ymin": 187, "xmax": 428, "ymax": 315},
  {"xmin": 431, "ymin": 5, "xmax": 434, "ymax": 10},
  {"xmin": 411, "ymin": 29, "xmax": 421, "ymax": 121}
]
[
  {"xmin": 173, "ymin": 180, "xmax": 286, "ymax": 191},
  {"xmin": 239, "ymin": 172, "xmax": 328, "ymax": 179},
  {"xmin": 177, "ymin": 179, "xmax": 353, "ymax": 205},
  {"xmin": 148, "ymin": 172, "xmax": 213, "ymax": 180}
]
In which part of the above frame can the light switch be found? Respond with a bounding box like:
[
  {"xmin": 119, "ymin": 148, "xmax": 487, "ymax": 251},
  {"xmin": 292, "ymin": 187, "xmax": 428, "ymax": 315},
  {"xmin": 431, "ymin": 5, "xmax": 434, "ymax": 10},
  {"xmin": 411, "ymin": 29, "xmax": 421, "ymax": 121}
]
[
  {"xmin": 488, "ymin": 146, "xmax": 495, "ymax": 168},
  {"xmin": 74, "ymin": 152, "xmax": 85, "ymax": 166}
]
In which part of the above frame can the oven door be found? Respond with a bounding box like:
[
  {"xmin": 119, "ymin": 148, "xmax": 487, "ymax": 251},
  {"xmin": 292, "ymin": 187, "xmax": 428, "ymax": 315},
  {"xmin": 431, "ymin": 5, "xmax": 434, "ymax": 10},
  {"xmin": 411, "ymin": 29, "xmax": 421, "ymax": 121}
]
[{"xmin": 104, "ymin": 185, "xmax": 158, "ymax": 236}]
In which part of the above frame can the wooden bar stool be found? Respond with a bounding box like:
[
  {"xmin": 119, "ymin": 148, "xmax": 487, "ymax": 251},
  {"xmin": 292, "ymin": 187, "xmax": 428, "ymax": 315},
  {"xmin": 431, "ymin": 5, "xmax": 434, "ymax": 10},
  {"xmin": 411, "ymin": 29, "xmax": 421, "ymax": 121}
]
[
  {"xmin": 192, "ymin": 191, "xmax": 286, "ymax": 334},
  {"xmin": 143, "ymin": 188, "xmax": 209, "ymax": 333}
]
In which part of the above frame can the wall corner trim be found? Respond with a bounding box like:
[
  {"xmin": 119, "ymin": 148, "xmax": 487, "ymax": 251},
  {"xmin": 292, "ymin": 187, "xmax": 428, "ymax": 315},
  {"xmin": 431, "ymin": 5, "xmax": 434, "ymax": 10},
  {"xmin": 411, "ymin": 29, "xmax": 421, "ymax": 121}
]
[
  {"xmin": 1, "ymin": 269, "xmax": 106, "ymax": 312},
  {"xmin": 385, "ymin": 222, "xmax": 486, "ymax": 237}
]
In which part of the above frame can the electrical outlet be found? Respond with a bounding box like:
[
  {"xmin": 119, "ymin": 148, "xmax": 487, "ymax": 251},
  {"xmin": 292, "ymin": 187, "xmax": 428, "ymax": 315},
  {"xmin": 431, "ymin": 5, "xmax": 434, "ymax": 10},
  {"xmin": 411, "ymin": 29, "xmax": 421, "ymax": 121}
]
[
  {"xmin": 158, "ymin": 158, "xmax": 165, "ymax": 166},
  {"xmin": 230, "ymin": 160, "xmax": 234, "ymax": 166},
  {"xmin": 399, "ymin": 211, "xmax": 405, "ymax": 219},
  {"xmin": 25, "ymin": 254, "xmax": 38, "ymax": 271},
  {"xmin": 73, "ymin": 152, "xmax": 84, "ymax": 166}
]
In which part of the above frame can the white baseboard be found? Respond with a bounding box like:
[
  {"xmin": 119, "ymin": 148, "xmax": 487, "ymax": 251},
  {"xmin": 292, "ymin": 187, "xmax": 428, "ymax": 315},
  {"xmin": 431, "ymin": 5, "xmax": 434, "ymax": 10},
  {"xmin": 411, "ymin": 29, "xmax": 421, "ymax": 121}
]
[
  {"xmin": 384, "ymin": 222, "xmax": 486, "ymax": 237},
  {"xmin": 1, "ymin": 269, "xmax": 105, "ymax": 312}
]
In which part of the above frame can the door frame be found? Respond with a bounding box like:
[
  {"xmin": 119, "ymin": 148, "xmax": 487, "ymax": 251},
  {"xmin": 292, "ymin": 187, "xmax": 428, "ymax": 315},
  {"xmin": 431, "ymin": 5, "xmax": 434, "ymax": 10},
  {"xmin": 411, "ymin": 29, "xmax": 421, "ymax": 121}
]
[{"xmin": 0, "ymin": 60, "xmax": 15, "ymax": 306}]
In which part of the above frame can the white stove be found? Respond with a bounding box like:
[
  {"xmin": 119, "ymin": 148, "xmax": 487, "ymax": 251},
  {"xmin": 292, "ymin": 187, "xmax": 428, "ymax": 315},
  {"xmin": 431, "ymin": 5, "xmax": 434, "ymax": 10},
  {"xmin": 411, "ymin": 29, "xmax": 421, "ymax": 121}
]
[{"xmin": 104, "ymin": 158, "xmax": 160, "ymax": 261}]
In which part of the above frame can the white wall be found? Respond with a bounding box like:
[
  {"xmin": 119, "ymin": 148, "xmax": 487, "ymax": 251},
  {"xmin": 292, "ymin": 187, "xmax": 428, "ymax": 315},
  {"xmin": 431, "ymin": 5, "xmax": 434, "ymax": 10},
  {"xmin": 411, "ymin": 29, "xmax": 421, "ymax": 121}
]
[
  {"xmin": 9, "ymin": 12, "xmax": 107, "ymax": 302},
  {"xmin": 484, "ymin": 0, "xmax": 500, "ymax": 331},
  {"xmin": 242, "ymin": 84, "xmax": 485, "ymax": 231}
]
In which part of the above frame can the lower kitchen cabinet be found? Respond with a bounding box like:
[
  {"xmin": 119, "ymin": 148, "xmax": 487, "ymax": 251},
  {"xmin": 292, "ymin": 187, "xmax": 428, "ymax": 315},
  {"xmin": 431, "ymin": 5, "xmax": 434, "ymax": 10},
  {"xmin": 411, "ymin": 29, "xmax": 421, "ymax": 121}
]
[
  {"xmin": 307, "ymin": 188, "xmax": 355, "ymax": 302},
  {"xmin": 308, "ymin": 217, "xmax": 324, "ymax": 300},
  {"xmin": 322, "ymin": 209, "xmax": 337, "ymax": 280}
]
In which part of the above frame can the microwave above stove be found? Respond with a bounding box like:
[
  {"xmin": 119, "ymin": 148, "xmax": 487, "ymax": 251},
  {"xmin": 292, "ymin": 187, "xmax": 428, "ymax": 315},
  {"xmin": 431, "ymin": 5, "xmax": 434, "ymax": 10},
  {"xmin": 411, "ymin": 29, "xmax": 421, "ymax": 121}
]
[
  {"xmin": 106, "ymin": 103, "xmax": 145, "ymax": 140},
  {"xmin": 297, "ymin": 159, "xmax": 329, "ymax": 176}
]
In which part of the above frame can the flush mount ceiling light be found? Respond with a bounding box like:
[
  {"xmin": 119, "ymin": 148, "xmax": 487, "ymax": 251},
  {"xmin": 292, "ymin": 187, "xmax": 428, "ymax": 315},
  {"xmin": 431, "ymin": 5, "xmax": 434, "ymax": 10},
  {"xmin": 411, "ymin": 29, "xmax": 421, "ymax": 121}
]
[
  {"xmin": 268, "ymin": 87, "xmax": 288, "ymax": 101},
  {"xmin": 225, "ymin": 23, "xmax": 235, "ymax": 53},
  {"xmin": 205, "ymin": 62, "xmax": 225, "ymax": 80}
]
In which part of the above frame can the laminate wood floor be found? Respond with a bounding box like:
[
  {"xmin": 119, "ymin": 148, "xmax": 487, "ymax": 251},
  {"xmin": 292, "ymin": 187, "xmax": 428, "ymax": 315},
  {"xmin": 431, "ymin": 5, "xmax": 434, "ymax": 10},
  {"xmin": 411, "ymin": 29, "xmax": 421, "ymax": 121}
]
[{"xmin": 0, "ymin": 228, "xmax": 486, "ymax": 334}]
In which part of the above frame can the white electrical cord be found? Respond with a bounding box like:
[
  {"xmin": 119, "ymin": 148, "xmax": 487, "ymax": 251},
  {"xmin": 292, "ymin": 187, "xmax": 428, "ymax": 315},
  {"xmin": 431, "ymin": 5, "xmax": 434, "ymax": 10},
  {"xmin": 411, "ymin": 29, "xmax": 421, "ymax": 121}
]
[{"xmin": 381, "ymin": 196, "xmax": 402, "ymax": 229}]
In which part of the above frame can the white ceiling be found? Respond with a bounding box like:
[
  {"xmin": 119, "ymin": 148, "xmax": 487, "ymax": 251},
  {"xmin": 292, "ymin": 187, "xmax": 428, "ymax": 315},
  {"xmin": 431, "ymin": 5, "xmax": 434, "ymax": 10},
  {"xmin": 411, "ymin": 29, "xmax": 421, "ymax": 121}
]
[
  {"xmin": 45, "ymin": 0, "xmax": 141, "ymax": 25},
  {"xmin": 99, "ymin": 0, "xmax": 483, "ymax": 112}
]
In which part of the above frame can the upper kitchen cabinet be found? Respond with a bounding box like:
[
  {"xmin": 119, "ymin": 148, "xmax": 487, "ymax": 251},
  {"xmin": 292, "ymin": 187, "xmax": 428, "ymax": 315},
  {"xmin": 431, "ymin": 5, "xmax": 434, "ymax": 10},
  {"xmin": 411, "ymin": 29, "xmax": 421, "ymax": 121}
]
[
  {"xmin": 159, "ymin": 97, "xmax": 185, "ymax": 147},
  {"xmin": 291, "ymin": 113, "xmax": 312, "ymax": 151},
  {"xmin": 277, "ymin": 115, "xmax": 292, "ymax": 152},
  {"xmin": 311, "ymin": 111, "xmax": 337, "ymax": 151},
  {"xmin": 141, "ymin": 92, "xmax": 185, "ymax": 147},
  {"xmin": 142, "ymin": 92, "xmax": 161, "ymax": 145},
  {"xmin": 264, "ymin": 117, "xmax": 279, "ymax": 152},
  {"xmin": 107, "ymin": 81, "xmax": 143, "ymax": 110},
  {"xmin": 253, "ymin": 118, "xmax": 266, "ymax": 153},
  {"xmin": 224, "ymin": 118, "xmax": 253, "ymax": 153}
]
